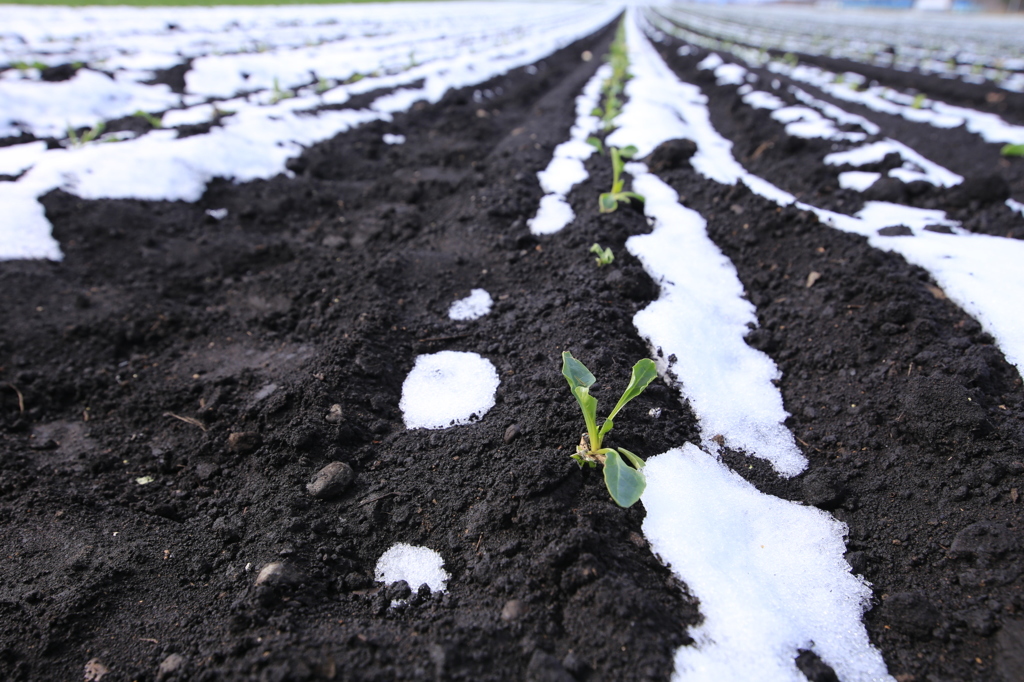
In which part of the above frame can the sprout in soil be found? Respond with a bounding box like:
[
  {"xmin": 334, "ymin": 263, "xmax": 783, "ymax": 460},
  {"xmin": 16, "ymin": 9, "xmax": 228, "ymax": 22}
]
[
  {"xmin": 911, "ymin": 93, "xmax": 926, "ymax": 110},
  {"xmin": 587, "ymin": 136, "xmax": 604, "ymax": 155},
  {"xmin": 599, "ymin": 145, "xmax": 643, "ymax": 213},
  {"xmin": 561, "ymin": 351, "xmax": 657, "ymax": 508},
  {"xmin": 1001, "ymin": 143, "xmax": 1024, "ymax": 157},
  {"xmin": 66, "ymin": 121, "xmax": 105, "ymax": 147},
  {"xmin": 133, "ymin": 109, "xmax": 163, "ymax": 128},
  {"xmin": 590, "ymin": 243, "xmax": 614, "ymax": 266},
  {"xmin": 270, "ymin": 77, "xmax": 295, "ymax": 104}
]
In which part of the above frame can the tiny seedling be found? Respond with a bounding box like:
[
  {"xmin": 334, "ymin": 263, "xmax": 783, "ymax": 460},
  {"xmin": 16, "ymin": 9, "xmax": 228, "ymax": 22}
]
[
  {"xmin": 561, "ymin": 352, "xmax": 657, "ymax": 507},
  {"xmin": 586, "ymin": 136, "xmax": 604, "ymax": 155},
  {"xmin": 1002, "ymin": 144, "xmax": 1024, "ymax": 157},
  {"xmin": 590, "ymin": 243, "xmax": 614, "ymax": 266},
  {"xmin": 269, "ymin": 77, "xmax": 295, "ymax": 104},
  {"xmin": 133, "ymin": 109, "xmax": 163, "ymax": 128},
  {"xmin": 598, "ymin": 146, "xmax": 643, "ymax": 213},
  {"xmin": 66, "ymin": 121, "xmax": 105, "ymax": 147},
  {"xmin": 911, "ymin": 93, "xmax": 926, "ymax": 110}
]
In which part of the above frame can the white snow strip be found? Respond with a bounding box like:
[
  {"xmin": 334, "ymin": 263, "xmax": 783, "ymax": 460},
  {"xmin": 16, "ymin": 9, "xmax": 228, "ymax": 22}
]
[
  {"xmin": 742, "ymin": 90, "xmax": 784, "ymax": 110},
  {"xmin": 374, "ymin": 543, "xmax": 449, "ymax": 593},
  {"xmin": 1006, "ymin": 198, "xmax": 1024, "ymax": 217},
  {"xmin": 839, "ymin": 171, "xmax": 882, "ymax": 192},
  {"xmin": 714, "ymin": 63, "xmax": 747, "ymax": 86},
  {"xmin": 642, "ymin": 445, "xmax": 888, "ymax": 682},
  {"xmin": 621, "ymin": 12, "xmax": 897, "ymax": 681},
  {"xmin": 625, "ymin": 167, "xmax": 806, "ymax": 477},
  {"xmin": 527, "ymin": 62, "xmax": 609, "ymax": 236},
  {"xmin": 0, "ymin": 141, "xmax": 48, "ymax": 176},
  {"xmin": 448, "ymin": 288, "xmax": 493, "ymax": 321},
  {"xmin": 382, "ymin": 133, "xmax": 406, "ymax": 145},
  {"xmin": 824, "ymin": 139, "xmax": 963, "ymax": 188},
  {"xmin": 400, "ymin": 351, "xmax": 499, "ymax": 430},
  {"xmin": 771, "ymin": 106, "xmax": 866, "ymax": 142}
]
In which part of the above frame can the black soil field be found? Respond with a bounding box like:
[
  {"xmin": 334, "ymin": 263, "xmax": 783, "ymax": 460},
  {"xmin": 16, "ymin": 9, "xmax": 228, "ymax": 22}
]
[{"xmin": 2, "ymin": 15, "xmax": 1023, "ymax": 682}]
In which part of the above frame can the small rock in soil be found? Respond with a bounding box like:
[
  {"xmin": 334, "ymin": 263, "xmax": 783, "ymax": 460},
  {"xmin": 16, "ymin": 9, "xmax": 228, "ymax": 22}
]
[
  {"xmin": 254, "ymin": 562, "xmax": 303, "ymax": 588},
  {"xmin": 877, "ymin": 225, "xmax": 914, "ymax": 237},
  {"xmin": 84, "ymin": 658, "xmax": 109, "ymax": 681},
  {"xmin": 949, "ymin": 521, "xmax": 1019, "ymax": 559},
  {"xmin": 501, "ymin": 599, "xmax": 528, "ymax": 621},
  {"xmin": 646, "ymin": 138, "xmax": 698, "ymax": 172},
  {"xmin": 325, "ymin": 404, "xmax": 344, "ymax": 424},
  {"xmin": 157, "ymin": 653, "xmax": 185, "ymax": 680},
  {"xmin": 227, "ymin": 431, "xmax": 261, "ymax": 454},
  {"xmin": 307, "ymin": 461, "xmax": 354, "ymax": 499},
  {"xmin": 503, "ymin": 423, "xmax": 521, "ymax": 443}
]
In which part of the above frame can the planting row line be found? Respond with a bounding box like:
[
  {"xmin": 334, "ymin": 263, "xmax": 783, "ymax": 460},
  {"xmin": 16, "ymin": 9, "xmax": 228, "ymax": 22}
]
[{"xmin": 656, "ymin": 3, "xmax": 1024, "ymax": 93}]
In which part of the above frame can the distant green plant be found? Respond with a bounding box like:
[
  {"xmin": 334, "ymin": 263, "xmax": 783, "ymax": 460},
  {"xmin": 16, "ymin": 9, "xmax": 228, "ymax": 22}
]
[
  {"xmin": 590, "ymin": 243, "xmax": 614, "ymax": 266},
  {"xmin": 911, "ymin": 93, "xmax": 926, "ymax": 110},
  {"xmin": 598, "ymin": 146, "xmax": 643, "ymax": 213},
  {"xmin": 13, "ymin": 60, "xmax": 48, "ymax": 72},
  {"xmin": 1001, "ymin": 144, "xmax": 1024, "ymax": 157},
  {"xmin": 782, "ymin": 52, "xmax": 798, "ymax": 67},
  {"xmin": 269, "ymin": 77, "xmax": 294, "ymax": 104},
  {"xmin": 316, "ymin": 77, "xmax": 332, "ymax": 94},
  {"xmin": 586, "ymin": 136, "xmax": 604, "ymax": 155},
  {"xmin": 133, "ymin": 109, "xmax": 163, "ymax": 127},
  {"xmin": 66, "ymin": 121, "xmax": 105, "ymax": 147},
  {"xmin": 562, "ymin": 352, "xmax": 657, "ymax": 508}
]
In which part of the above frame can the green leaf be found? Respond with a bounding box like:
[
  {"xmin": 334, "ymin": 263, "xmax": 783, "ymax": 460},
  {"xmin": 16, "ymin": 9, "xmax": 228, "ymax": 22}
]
[
  {"xmin": 586, "ymin": 136, "xmax": 604, "ymax": 155},
  {"xmin": 561, "ymin": 351, "xmax": 596, "ymax": 391},
  {"xmin": 619, "ymin": 145, "xmax": 638, "ymax": 159},
  {"xmin": 611, "ymin": 179, "xmax": 624, "ymax": 194},
  {"xmin": 1002, "ymin": 143, "xmax": 1024, "ymax": 157},
  {"xmin": 605, "ymin": 358, "xmax": 658, "ymax": 424},
  {"xmin": 617, "ymin": 447, "xmax": 646, "ymax": 470},
  {"xmin": 619, "ymin": 191, "xmax": 645, "ymax": 203},
  {"xmin": 573, "ymin": 385, "xmax": 599, "ymax": 447},
  {"xmin": 603, "ymin": 450, "xmax": 645, "ymax": 507},
  {"xmin": 598, "ymin": 193, "xmax": 618, "ymax": 213}
]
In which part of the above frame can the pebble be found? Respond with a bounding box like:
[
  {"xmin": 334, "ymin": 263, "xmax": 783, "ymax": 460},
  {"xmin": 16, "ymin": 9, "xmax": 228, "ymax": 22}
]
[
  {"xmin": 307, "ymin": 461, "xmax": 354, "ymax": 499},
  {"xmin": 84, "ymin": 658, "xmax": 109, "ymax": 681},
  {"xmin": 157, "ymin": 653, "xmax": 185, "ymax": 680},
  {"xmin": 501, "ymin": 599, "xmax": 528, "ymax": 621},
  {"xmin": 254, "ymin": 561, "xmax": 303, "ymax": 588},
  {"xmin": 503, "ymin": 424, "xmax": 521, "ymax": 444},
  {"xmin": 227, "ymin": 431, "xmax": 261, "ymax": 454},
  {"xmin": 325, "ymin": 404, "xmax": 344, "ymax": 424}
]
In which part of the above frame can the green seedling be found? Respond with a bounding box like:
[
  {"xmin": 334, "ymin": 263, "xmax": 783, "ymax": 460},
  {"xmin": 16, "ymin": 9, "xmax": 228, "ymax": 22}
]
[
  {"xmin": 66, "ymin": 121, "xmax": 105, "ymax": 147},
  {"xmin": 586, "ymin": 136, "xmax": 604, "ymax": 155},
  {"xmin": 598, "ymin": 145, "xmax": 643, "ymax": 213},
  {"xmin": 561, "ymin": 352, "xmax": 657, "ymax": 508},
  {"xmin": 269, "ymin": 77, "xmax": 294, "ymax": 104},
  {"xmin": 133, "ymin": 109, "xmax": 163, "ymax": 128},
  {"xmin": 316, "ymin": 77, "xmax": 332, "ymax": 94},
  {"xmin": 590, "ymin": 243, "xmax": 614, "ymax": 266},
  {"xmin": 911, "ymin": 93, "xmax": 926, "ymax": 110},
  {"xmin": 782, "ymin": 52, "xmax": 798, "ymax": 68},
  {"xmin": 1001, "ymin": 144, "xmax": 1024, "ymax": 157}
]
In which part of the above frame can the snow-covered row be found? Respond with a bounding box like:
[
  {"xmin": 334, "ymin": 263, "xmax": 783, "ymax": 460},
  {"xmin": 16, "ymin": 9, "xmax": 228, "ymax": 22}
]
[
  {"xmin": 528, "ymin": 63, "xmax": 609, "ymax": 235},
  {"xmin": 610, "ymin": 13, "xmax": 892, "ymax": 682},
  {"xmin": 1, "ymin": 3, "xmax": 604, "ymax": 139},
  {"xmin": 0, "ymin": 3, "xmax": 620, "ymax": 262},
  {"xmin": 657, "ymin": 4, "xmax": 1024, "ymax": 92}
]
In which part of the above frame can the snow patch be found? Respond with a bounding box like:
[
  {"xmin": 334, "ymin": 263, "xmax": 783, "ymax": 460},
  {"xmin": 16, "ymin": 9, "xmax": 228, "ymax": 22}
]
[
  {"xmin": 400, "ymin": 351, "xmax": 498, "ymax": 430},
  {"xmin": 375, "ymin": 543, "xmax": 449, "ymax": 593},
  {"xmin": 448, "ymin": 288, "xmax": 493, "ymax": 321},
  {"xmin": 838, "ymin": 171, "xmax": 882, "ymax": 191},
  {"xmin": 642, "ymin": 445, "xmax": 891, "ymax": 682}
]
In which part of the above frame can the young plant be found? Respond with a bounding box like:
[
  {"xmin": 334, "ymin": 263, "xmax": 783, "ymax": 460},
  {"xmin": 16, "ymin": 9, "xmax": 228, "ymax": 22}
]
[
  {"xmin": 1002, "ymin": 144, "xmax": 1024, "ymax": 157},
  {"xmin": 133, "ymin": 109, "xmax": 163, "ymax": 128},
  {"xmin": 269, "ymin": 77, "xmax": 294, "ymax": 104},
  {"xmin": 598, "ymin": 145, "xmax": 643, "ymax": 213},
  {"xmin": 561, "ymin": 352, "xmax": 657, "ymax": 507},
  {"xmin": 66, "ymin": 121, "xmax": 105, "ymax": 147},
  {"xmin": 586, "ymin": 136, "xmax": 604, "ymax": 155},
  {"xmin": 590, "ymin": 243, "xmax": 613, "ymax": 266},
  {"xmin": 911, "ymin": 93, "xmax": 926, "ymax": 110}
]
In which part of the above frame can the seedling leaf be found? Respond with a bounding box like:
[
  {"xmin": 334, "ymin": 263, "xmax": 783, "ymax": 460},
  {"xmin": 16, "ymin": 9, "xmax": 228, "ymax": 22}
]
[
  {"xmin": 562, "ymin": 352, "xmax": 596, "ymax": 391},
  {"xmin": 586, "ymin": 136, "xmax": 604, "ymax": 155},
  {"xmin": 617, "ymin": 447, "xmax": 646, "ymax": 470},
  {"xmin": 604, "ymin": 449, "xmax": 645, "ymax": 507},
  {"xmin": 1002, "ymin": 143, "xmax": 1024, "ymax": 157},
  {"xmin": 599, "ymin": 193, "xmax": 618, "ymax": 213},
  {"xmin": 619, "ymin": 145, "xmax": 638, "ymax": 159},
  {"xmin": 590, "ymin": 243, "xmax": 614, "ymax": 266},
  {"xmin": 602, "ymin": 358, "xmax": 658, "ymax": 433}
]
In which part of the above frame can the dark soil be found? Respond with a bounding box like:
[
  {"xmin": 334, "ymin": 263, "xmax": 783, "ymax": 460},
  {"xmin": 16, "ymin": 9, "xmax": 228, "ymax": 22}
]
[{"xmin": 1, "ymin": 15, "xmax": 1023, "ymax": 682}]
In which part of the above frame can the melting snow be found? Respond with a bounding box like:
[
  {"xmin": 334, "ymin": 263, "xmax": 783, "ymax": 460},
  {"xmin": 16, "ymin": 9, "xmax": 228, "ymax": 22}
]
[
  {"xmin": 375, "ymin": 543, "xmax": 449, "ymax": 593},
  {"xmin": 448, "ymin": 288, "xmax": 493, "ymax": 321},
  {"xmin": 400, "ymin": 351, "xmax": 499, "ymax": 430}
]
